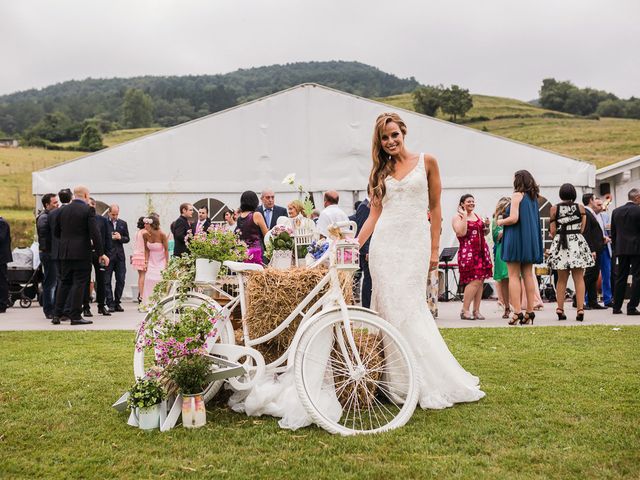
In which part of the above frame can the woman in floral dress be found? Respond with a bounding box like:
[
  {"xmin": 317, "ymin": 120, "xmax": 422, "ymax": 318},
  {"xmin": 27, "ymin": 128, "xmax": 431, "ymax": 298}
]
[{"xmin": 452, "ymin": 194, "xmax": 493, "ymax": 319}]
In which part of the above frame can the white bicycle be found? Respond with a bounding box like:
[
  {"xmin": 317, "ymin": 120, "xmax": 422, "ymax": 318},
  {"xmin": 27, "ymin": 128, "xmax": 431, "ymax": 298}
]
[{"xmin": 127, "ymin": 221, "xmax": 419, "ymax": 435}]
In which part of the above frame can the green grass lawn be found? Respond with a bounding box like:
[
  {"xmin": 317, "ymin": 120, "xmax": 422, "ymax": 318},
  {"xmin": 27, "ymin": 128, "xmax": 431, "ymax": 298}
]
[
  {"xmin": 1, "ymin": 327, "xmax": 638, "ymax": 479},
  {"xmin": 379, "ymin": 93, "xmax": 640, "ymax": 167}
]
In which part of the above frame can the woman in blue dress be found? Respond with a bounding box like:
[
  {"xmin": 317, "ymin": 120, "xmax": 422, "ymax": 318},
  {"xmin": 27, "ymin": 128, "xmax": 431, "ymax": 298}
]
[{"xmin": 497, "ymin": 170, "xmax": 544, "ymax": 325}]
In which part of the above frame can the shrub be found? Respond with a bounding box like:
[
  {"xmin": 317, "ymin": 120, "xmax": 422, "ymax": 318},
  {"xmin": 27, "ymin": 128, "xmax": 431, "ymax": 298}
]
[
  {"xmin": 127, "ymin": 378, "xmax": 165, "ymax": 409},
  {"xmin": 165, "ymin": 355, "xmax": 211, "ymax": 395}
]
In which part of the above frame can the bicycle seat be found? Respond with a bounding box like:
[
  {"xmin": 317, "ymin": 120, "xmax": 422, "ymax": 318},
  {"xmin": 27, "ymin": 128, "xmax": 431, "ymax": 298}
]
[{"xmin": 223, "ymin": 261, "xmax": 264, "ymax": 273}]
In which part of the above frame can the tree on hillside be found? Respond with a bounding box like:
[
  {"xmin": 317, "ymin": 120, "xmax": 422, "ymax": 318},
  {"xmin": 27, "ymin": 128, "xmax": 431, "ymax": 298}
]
[
  {"xmin": 78, "ymin": 124, "xmax": 104, "ymax": 151},
  {"xmin": 596, "ymin": 99, "xmax": 627, "ymax": 118},
  {"xmin": 25, "ymin": 111, "xmax": 75, "ymax": 142},
  {"xmin": 439, "ymin": 85, "xmax": 473, "ymax": 122},
  {"xmin": 412, "ymin": 85, "xmax": 443, "ymax": 116},
  {"xmin": 123, "ymin": 88, "xmax": 154, "ymax": 128},
  {"xmin": 539, "ymin": 78, "xmax": 577, "ymax": 111}
]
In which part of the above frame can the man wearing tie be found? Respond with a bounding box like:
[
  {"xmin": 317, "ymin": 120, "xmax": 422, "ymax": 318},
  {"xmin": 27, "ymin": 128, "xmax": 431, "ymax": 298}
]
[
  {"xmin": 193, "ymin": 206, "xmax": 211, "ymax": 234},
  {"xmin": 350, "ymin": 193, "xmax": 372, "ymax": 308},
  {"xmin": 105, "ymin": 204, "xmax": 130, "ymax": 312},
  {"xmin": 257, "ymin": 189, "xmax": 287, "ymax": 230}
]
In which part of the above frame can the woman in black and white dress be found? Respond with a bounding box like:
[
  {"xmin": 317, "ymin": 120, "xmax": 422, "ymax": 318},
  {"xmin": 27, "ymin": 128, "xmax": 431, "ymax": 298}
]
[{"xmin": 547, "ymin": 183, "xmax": 594, "ymax": 321}]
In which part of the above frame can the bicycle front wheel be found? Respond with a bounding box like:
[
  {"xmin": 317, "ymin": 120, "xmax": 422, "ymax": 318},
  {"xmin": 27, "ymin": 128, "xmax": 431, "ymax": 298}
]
[{"xmin": 294, "ymin": 310, "xmax": 418, "ymax": 435}]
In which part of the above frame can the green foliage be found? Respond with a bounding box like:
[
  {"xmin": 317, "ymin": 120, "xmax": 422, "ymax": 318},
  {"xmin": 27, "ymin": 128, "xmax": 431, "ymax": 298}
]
[
  {"xmin": 439, "ymin": 85, "xmax": 473, "ymax": 121},
  {"xmin": 186, "ymin": 226, "xmax": 247, "ymax": 263},
  {"xmin": 0, "ymin": 61, "xmax": 419, "ymax": 135},
  {"xmin": 165, "ymin": 354, "xmax": 211, "ymax": 395},
  {"xmin": 127, "ymin": 378, "xmax": 165, "ymax": 409},
  {"xmin": 412, "ymin": 85, "xmax": 443, "ymax": 116},
  {"xmin": 122, "ymin": 88, "xmax": 154, "ymax": 128},
  {"xmin": 24, "ymin": 111, "xmax": 76, "ymax": 142},
  {"xmin": 78, "ymin": 124, "xmax": 104, "ymax": 151}
]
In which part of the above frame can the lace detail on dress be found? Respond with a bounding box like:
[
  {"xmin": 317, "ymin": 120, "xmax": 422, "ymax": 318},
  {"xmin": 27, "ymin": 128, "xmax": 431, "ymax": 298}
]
[{"xmin": 369, "ymin": 153, "xmax": 485, "ymax": 409}]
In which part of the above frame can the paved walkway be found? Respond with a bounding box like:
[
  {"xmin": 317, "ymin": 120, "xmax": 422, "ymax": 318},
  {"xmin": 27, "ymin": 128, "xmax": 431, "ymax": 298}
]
[{"xmin": 1, "ymin": 299, "xmax": 638, "ymax": 331}]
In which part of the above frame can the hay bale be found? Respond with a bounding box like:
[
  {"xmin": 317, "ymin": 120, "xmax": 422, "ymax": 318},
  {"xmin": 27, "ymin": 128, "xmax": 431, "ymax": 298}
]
[{"xmin": 243, "ymin": 267, "xmax": 353, "ymax": 363}]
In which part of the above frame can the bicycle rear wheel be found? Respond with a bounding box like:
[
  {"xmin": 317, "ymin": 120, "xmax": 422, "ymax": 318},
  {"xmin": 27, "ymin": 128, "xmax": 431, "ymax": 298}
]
[{"xmin": 294, "ymin": 309, "xmax": 418, "ymax": 435}]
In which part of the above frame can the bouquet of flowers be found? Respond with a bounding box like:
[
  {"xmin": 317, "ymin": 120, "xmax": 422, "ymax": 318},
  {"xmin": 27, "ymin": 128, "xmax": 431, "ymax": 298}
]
[
  {"xmin": 265, "ymin": 225, "xmax": 294, "ymax": 260},
  {"xmin": 186, "ymin": 224, "xmax": 247, "ymax": 263},
  {"xmin": 282, "ymin": 173, "xmax": 314, "ymax": 217},
  {"xmin": 136, "ymin": 302, "xmax": 222, "ymax": 367}
]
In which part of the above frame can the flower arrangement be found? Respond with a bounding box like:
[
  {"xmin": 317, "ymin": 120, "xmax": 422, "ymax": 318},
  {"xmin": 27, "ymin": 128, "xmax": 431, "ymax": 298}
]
[
  {"xmin": 164, "ymin": 354, "xmax": 211, "ymax": 395},
  {"xmin": 127, "ymin": 377, "xmax": 166, "ymax": 410},
  {"xmin": 148, "ymin": 254, "xmax": 196, "ymax": 306},
  {"xmin": 307, "ymin": 239, "xmax": 329, "ymax": 260},
  {"xmin": 265, "ymin": 225, "xmax": 294, "ymax": 260},
  {"xmin": 186, "ymin": 225, "xmax": 247, "ymax": 263},
  {"xmin": 136, "ymin": 302, "xmax": 222, "ymax": 367},
  {"xmin": 282, "ymin": 173, "xmax": 314, "ymax": 217}
]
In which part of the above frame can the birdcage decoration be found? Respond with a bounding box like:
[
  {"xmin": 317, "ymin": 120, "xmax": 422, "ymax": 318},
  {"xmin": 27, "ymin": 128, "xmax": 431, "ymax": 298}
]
[{"xmin": 333, "ymin": 240, "xmax": 360, "ymax": 270}]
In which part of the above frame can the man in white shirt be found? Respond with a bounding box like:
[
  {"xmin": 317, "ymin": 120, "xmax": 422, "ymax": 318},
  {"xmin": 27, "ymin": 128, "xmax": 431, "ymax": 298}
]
[{"xmin": 316, "ymin": 190, "xmax": 349, "ymax": 238}]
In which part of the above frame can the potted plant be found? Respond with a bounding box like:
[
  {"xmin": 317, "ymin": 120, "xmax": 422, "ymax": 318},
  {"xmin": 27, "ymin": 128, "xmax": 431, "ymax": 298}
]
[
  {"xmin": 127, "ymin": 377, "xmax": 166, "ymax": 430},
  {"xmin": 165, "ymin": 354, "xmax": 211, "ymax": 428},
  {"xmin": 187, "ymin": 225, "xmax": 247, "ymax": 283},
  {"xmin": 266, "ymin": 225, "xmax": 294, "ymax": 270}
]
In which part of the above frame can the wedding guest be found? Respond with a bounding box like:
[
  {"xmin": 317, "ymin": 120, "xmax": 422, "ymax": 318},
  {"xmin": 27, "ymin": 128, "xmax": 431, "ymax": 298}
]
[
  {"xmin": 581, "ymin": 193, "xmax": 606, "ymax": 310},
  {"xmin": 492, "ymin": 197, "xmax": 511, "ymax": 319},
  {"xmin": 223, "ymin": 209, "xmax": 236, "ymax": 232},
  {"xmin": 236, "ymin": 191, "xmax": 269, "ymax": 264},
  {"xmin": 278, "ymin": 200, "xmax": 316, "ymax": 231},
  {"xmin": 83, "ymin": 197, "xmax": 113, "ymax": 317},
  {"xmin": 171, "ymin": 203, "xmax": 194, "ymax": 257},
  {"xmin": 53, "ymin": 185, "xmax": 109, "ymax": 325},
  {"xmin": 105, "ymin": 204, "xmax": 129, "ymax": 313},
  {"xmin": 142, "ymin": 215, "xmax": 169, "ymax": 306},
  {"xmin": 497, "ymin": 170, "xmax": 543, "ymax": 325},
  {"xmin": 598, "ymin": 205, "xmax": 613, "ymax": 307},
  {"xmin": 452, "ymin": 194, "xmax": 493, "ymax": 320},
  {"xmin": 36, "ymin": 193, "xmax": 59, "ymax": 319},
  {"xmin": 316, "ymin": 191, "xmax": 349, "ymax": 238},
  {"xmin": 193, "ymin": 206, "xmax": 211, "ymax": 234},
  {"xmin": 130, "ymin": 217, "xmax": 148, "ymax": 303},
  {"xmin": 350, "ymin": 194, "xmax": 372, "ymax": 308},
  {"xmin": 0, "ymin": 215, "xmax": 11, "ymax": 313},
  {"xmin": 611, "ymin": 188, "xmax": 640, "ymax": 315},
  {"xmin": 49, "ymin": 188, "xmax": 72, "ymax": 319},
  {"xmin": 257, "ymin": 189, "xmax": 287, "ymax": 229},
  {"xmin": 546, "ymin": 184, "xmax": 593, "ymax": 321}
]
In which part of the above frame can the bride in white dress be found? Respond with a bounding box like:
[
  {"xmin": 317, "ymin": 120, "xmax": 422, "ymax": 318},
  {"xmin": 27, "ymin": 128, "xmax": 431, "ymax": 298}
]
[{"xmin": 356, "ymin": 112, "xmax": 485, "ymax": 409}]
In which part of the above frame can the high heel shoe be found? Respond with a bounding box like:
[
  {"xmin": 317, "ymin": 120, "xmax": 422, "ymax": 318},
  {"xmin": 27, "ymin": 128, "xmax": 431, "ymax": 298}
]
[
  {"xmin": 472, "ymin": 311, "xmax": 485, "ymax": 320},
  {"xmin": 137, "ymin": 295, "xmax": 142, "ymax": 304},
  {"xmin": 556, "ymin": 308, "xmax": 567, "ymax": 320},
  {"xmin": 508, "ymin": 312, "xmax": 524, "ymax": 325},
  {"xmin": 502, "ymin": 307, "xmax": 511, "ymax": 319},
  {"xmin": 576, "ymin": 309, "xmax": 585, "ymax": 322},
  {"xmin": 521, "ymin": 311, "xmax": 535, "ymax": 325}
]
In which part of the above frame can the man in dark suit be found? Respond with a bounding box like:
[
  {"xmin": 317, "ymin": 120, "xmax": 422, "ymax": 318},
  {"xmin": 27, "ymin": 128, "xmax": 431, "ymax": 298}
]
[
  {"xmin": 36, "ymin": 193, "xmax": 59, "ymax": 319},
  {"xmin": 171, "ymin": 203, "xmax": 194, "ymax": 257},
  {"xmin": 105, "ymin": 204, "xmax": 130, "ymax": 312},
  {"xmin": 0, "ymin": 215, "xmax": 12, "ymax": 313},
  {"xmin": 49, "ymin": 188, "xmax": 73, "ymax": 319},
  {"xmin": 257, "ymin": 189, "xmax": 287, "ymax": 229},
  {"xmin": 350, "ymin": 195, "xmax": 372, "ymax": 308},
  {"xmin": 611, "ymin": 188, "xmax": 640, "ymax": 315},
  {"xmin": 83, "ymin": 197, "xmax": 113, "ymax": 317},
  {"xmin": 192, "ymin": 206, "xmax": 212, "ymax": 235},
  {"xmin": 582, "ymin": 193, "xmax": 606, "ymax": 310},
  {"xmin": 53, "ymin": 186, "xmax": 109, "ymax": 325}
]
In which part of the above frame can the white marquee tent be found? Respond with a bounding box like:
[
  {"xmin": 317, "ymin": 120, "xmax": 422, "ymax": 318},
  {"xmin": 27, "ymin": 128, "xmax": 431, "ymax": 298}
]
[{"xmin": 33, "ymin": 83, "xmax": 596, "ymax": 297}]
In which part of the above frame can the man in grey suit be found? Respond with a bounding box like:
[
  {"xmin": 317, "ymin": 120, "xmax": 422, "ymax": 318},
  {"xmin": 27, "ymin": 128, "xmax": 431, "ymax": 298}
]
[{"xmin": 257, "ymin": 189, "xmax": 287, "ymax": 229}]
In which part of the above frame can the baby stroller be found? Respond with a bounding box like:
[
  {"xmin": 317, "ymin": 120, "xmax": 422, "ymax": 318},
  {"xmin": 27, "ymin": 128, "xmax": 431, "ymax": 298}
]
[{"xmin": 7, "ymin": 247, "xmax": 42, "ymax": 308}]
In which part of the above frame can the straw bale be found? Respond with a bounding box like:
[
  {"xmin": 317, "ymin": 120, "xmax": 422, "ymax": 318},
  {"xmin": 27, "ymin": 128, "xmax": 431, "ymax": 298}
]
[{"xmin": 243, "ymin": 267, "xmax": 353, "ymax": 363}]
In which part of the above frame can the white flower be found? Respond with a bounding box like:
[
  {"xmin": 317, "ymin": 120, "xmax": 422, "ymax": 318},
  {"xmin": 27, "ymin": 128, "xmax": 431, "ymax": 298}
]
[{"xmin": 282, "ymin": 173, "xmax": 296, "ymax": 185}]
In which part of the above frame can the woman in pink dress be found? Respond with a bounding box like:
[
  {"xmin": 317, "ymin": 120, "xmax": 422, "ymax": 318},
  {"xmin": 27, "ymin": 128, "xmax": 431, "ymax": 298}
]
[
  {"xmin": 142, "ymin": 215, "xmax": 169, "ymax": 306},
  {"xmin": 452, "ymin": 194, "xmax": 493, "ymax": 320},
  {"xmin": 130, "ymin": 217, "xmax": 149, "ymax": 303}
]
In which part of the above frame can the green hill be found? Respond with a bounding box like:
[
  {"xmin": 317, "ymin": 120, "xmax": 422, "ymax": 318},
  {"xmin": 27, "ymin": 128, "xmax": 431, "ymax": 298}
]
[{"xmin": 378, "ymin": 93, "xmax": 640, "ymax": 168}]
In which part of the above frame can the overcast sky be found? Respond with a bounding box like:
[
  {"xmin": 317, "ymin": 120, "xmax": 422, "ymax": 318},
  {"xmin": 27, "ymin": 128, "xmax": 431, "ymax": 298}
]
[{"xmin": 2, "ymin": 0, "xmax": 638, "ymax": 100}]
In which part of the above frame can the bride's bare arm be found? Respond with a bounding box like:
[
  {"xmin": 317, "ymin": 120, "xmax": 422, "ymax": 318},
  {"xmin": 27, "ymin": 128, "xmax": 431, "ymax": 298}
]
[
  {"xmin": 425, "ymin": 154, "xmax": 442, "ymax": 271},
  {"xmin": 357, "ymin": 202, "xmax": 382, "ymax": 248}
]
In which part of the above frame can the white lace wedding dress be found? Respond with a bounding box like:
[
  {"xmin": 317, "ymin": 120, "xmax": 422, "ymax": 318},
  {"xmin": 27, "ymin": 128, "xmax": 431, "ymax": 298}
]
[{"xmin": 368, "ymin": 153, "xmax": 485, "ymax": 409}]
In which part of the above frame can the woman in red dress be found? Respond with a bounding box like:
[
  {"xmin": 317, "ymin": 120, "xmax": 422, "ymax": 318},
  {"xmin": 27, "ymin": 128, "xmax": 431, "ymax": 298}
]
[{"xmin": 452, "ymin": 194, "xmax": 493, "ymax": 319}]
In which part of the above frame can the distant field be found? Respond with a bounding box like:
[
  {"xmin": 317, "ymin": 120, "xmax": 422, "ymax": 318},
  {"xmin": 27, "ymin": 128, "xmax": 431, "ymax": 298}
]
[{"xmin": 379, "ymin": 93, "xmax": 640, "ymax": 167}]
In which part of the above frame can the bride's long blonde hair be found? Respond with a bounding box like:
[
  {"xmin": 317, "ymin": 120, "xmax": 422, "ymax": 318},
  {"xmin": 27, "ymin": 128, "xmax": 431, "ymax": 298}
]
[{"xmin": 369, "ymin": 112, "xmax": 408, "ymax": 206}]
